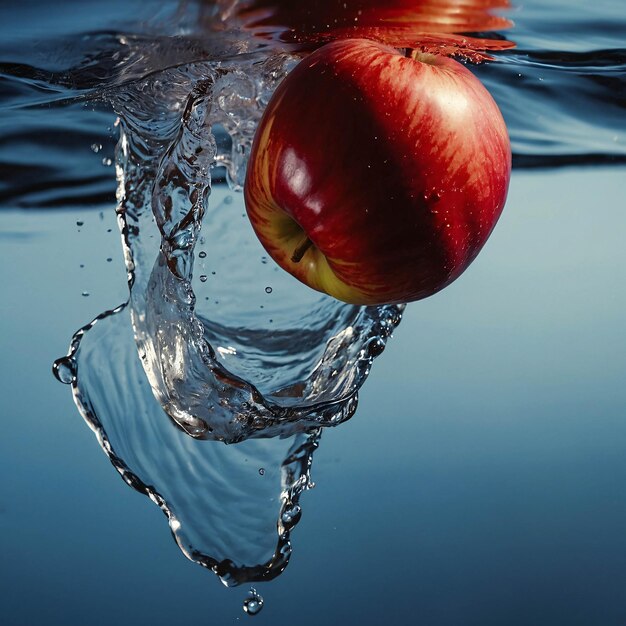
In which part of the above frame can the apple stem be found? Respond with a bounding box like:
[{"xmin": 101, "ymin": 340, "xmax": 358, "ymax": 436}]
[{"xmin": 291, "ymin": 237, "xmax": 313, "ymax": 263}]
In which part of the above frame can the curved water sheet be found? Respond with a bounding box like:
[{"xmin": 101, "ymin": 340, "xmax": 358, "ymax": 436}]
[
  {"xmin": 58, "ymin": 303, "xmax": 320, "ymax": 586},
  {"xmin": 112, "ymin": 58, "xmax": 404, "ymax": 444},
  {"xmin": 54, "ymin": 49, "xmax": 403, "ymax": 584}
]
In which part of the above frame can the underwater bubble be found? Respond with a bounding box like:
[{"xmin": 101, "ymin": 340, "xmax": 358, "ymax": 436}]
[
  {"xmin": 264, "ymin": 286, "xmax": 272, "ymax": 294},
  {"xmin": 199, "ymin": 251, "xmax": 207, "ymax": 259},
  {"xmin": 199, "ymin": 275, "xmax": 208, "ymax": 282},
  {"xmin": 258, "ymin": 468, "xmax": 265, "ymax": 476}
]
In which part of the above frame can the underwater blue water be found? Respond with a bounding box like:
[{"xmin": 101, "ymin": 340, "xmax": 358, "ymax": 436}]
[{"xmin": 1, "ymin": 1, "xmax": 625, "ymax": 624}]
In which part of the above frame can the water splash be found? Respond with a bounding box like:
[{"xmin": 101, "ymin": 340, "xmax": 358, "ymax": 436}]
[
  {"xmin": 110, "ymin": 53, "xmax": 404, "ymax": 443},
  {"xmin": 34, "ymin": 0, "xmax": 624, "ymax": 593},
  {"xmin": 50, "ymin": 18, "xmax": 404, "ymax": 585}
]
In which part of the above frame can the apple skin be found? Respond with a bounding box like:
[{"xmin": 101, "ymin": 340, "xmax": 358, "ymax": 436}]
[{"xmin": 244, "ymin": 38, "xmax": 511, "ymax": 305}]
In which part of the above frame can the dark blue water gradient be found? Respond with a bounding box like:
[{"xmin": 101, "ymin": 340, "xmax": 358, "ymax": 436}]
[
  {"xmin": 2, "ymin": 2, "xmax": 626, "ymax": 624},
  {"xmin": 1, "ymin": 0, "xmax": 625, "ymax": 209}
]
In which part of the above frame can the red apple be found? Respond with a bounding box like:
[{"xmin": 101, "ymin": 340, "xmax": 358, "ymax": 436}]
[{"xmin": 244, "ymin": 38, "xmax": 511, "ymax": 305}]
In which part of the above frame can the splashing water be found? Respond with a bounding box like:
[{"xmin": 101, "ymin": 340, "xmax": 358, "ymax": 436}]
[
  {"xmin": 51, "ymin": 5, "xmax": 409, "ymax": 586},
  {"xmin": 27, "ymin": 0, "xmax": 622, "ymax": 592},
  {"xmin": 105, "ymin": 51, "xmax": 405, "ymax": 443}
]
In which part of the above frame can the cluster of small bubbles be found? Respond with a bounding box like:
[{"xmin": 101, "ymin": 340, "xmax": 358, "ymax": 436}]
[
  {"xmin": 102, "ymin": 157, "xmax": 113, "ymax": 166},
  {"xmin": 90, "ymin": 143, "xmax": 102, "ymax": 153},
  {"xmin": 243, "ymin": 588, "xmax": 264, "ymax": 616}
]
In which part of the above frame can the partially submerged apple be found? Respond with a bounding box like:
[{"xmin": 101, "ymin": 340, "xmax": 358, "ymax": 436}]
[{"xmin": 244, "ymin": 38, "xmax": 511, "ymax": 305}]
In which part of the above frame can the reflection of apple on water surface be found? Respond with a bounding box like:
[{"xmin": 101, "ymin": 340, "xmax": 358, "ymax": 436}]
[{"xmin": 54, "ymin": 0, "xmax": 514, "ymax": 612}]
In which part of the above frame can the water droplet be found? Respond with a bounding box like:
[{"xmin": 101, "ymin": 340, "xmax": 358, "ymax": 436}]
[
  {"xmin": 367, "ymin": 338, "xmax": 385, "ymax": 357},
  {"xmin": 243, "ymin": 588, "xmax": 264, "ymax": 616},
  {"xmin": 198, "ymin": 251, "xmax": 207, "ymax": 259},
  {"xmin": 53, "ymin": 357, "xmax": 76, "ymax": 384},
  {"xmin": 258, "ymin": 468, "xmax": 265, "ymax": 476},
  {"xmin": 281, "ymin": 504, "xmax": 301, "ymax": 526},
  {"xmin": 265, "ymin": 286, "xmax": 272, "ymax": 294},
  {"xmin": 199, "ymin": 275, "xmax": 207, "ymax": 282}
]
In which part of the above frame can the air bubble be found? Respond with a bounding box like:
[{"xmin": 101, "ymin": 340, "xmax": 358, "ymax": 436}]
[
  {"xmin": 198, "ymin": 251, "xmax": 207, "ymax": 258},
  {"xmin": 258, "ymin": 468, "xmax": 265, "ymax": 476},
  {"xmin": 265, "ymin": 286, "xmax": 272, "ymax": 294},
  {"xmin": 199, "ymin": 275, "xmax": 208, "ymax": 282}
]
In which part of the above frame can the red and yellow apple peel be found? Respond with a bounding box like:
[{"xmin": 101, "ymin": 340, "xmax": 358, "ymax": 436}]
[{"xmin": 244, "ymin": 39, "xmax": 511, "ymax": 305}]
